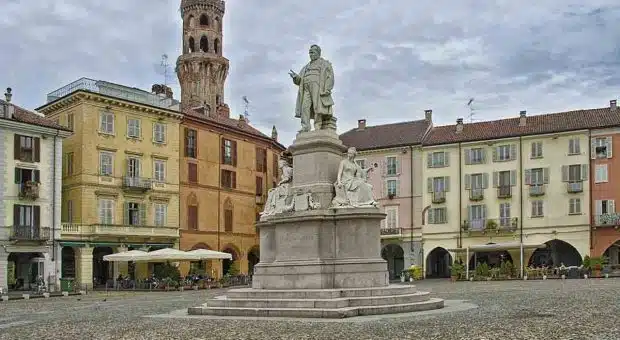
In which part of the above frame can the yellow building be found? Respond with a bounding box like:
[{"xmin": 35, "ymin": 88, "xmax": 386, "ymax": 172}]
[
  {"xmin": 36, "ymin": 79, "xmax": 183, "ymax": 289},
  {"xmin": 420, "ymin": 108, "xmax": 618, "ymax": 278}
]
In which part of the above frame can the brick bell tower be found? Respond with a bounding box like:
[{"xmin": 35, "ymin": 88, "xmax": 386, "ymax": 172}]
[{"xmin": 176, "ymin": 0, "xmax": 229, "ymax": 112}]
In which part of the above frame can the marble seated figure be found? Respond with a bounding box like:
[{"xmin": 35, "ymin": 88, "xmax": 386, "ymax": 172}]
[
  {"xmin": 260, "ymin": 159, "xmax": 293, "ymax": 218},
  {"xmin": 332, "ymin": 147, "xmax": 377, "ymax": 208}
]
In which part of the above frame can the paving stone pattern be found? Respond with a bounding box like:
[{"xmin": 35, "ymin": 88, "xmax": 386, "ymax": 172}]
[{"xmin": 0, "ymin": 279, "xmax": 619, "ymax": 340}]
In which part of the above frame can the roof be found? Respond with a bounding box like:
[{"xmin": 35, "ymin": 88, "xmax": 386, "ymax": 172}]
[
  {"xmin": 423, "ymin": 107, "xmax": 620, "ymax": 146},
  {"xmin": 339, "ymin": 119, "xmax": 431, "ymax": 151},
  {"xmin": 0, "ymin": 99, "xmax": 72, "ymax": 132}
]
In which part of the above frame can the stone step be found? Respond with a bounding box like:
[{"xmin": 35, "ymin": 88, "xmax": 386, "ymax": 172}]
[
  {"xmin": 208, "ymin": 291, "xmax": 431, "ymax": 309},
  {"xmin": 226, "ymin": 285, "xmax": 418, "ymax": 300},
  {"xmin": 188, "ymin": 298, "xmax": 445, "ymax": 319}
]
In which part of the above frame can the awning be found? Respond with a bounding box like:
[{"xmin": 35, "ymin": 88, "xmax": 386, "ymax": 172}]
[
  {"xmin": 448, "ymin": 242, "xmax": 546, "ymax": 253},
  {"xmin": 132, "ymin": 248, "xmax": 201, "ymax": 262},
  {"xmin": 187, "ymin": 249, "xmax": 233, "ymax": 260},
  {"xmin": 103, "ymin": 250, "xmax": 148, "ymax": 262}
]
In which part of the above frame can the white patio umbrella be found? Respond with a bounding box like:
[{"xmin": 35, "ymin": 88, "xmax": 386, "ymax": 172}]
[
  {"xmin": 103, "ymin": 250, "xmax": 148, "ymax": 262},
  {"xmin": 187, "ymin": 249, "xmax": 233, "ymax": 260},
  {"xmin": 133, "ymin": 248, "xmax": 199, "ymax": 262}
]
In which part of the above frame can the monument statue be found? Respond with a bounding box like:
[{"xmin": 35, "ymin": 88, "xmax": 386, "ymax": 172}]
[
  {"xmin": 332, "ymin": 147, "xmax": 377, "ymax": 208},
  {"xmin": 289, "ymin": 44, "xmax": 335, "ymax": 132},
  {"xmin": 260, "ymin": 159, "xmax": 293, "ymax": 218}
]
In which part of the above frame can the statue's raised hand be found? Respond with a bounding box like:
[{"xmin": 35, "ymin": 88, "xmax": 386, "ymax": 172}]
[{"xmin": 288, "ymin": 69, "xmax": 298, "ymax": 79}]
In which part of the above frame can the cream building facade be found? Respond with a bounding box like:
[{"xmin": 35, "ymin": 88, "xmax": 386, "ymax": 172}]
[{"xmin": 421, "ymin": 106, "xmax": 620, "ymax": 278}]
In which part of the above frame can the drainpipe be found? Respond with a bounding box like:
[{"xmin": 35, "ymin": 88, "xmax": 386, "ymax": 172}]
[
  {"xmin": 52, "ymin": 130, "xmax": 60, "ymax": 289},
  {"xmin": 588, "ymin": 130, "xmax": 593, "ymax": 252},
  {"xmin": 409, "ymin": 145, "xmax": 415, "ymax": 264},
  {"xmin": 458, "ymin": 142, "xmax": 462, "ymax": 250},
  {"xmin": 519, "ymin": 136, "xmax": 524, "ymax": 278},
  {"xmin": 217, "ymin": 134, "xmax": 222, "ymax": 252}
]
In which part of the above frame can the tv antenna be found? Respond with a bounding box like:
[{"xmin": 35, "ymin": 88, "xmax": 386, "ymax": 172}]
[
  {"xmin": 154, "ymin": 54, "xmax": 174, "ymax": 86},
  {"xmin": 466, "ymin": 97, "xmax": 476, "ymax": 123},
  {"xmin": 242, "ymin": 96, "xmax": 250, "ymax": 118}
]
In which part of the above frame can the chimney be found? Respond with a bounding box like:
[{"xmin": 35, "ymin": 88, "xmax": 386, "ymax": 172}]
[
  {"xmin": 611, "ymin": 100, "xmax": 617, "ymax": 111},
  {"xmin": 456, "ymin": 118, "xmax": 464, "ymax": 133},
  {"xmin": 217, "ymin": 103, "xmax": 230, "ymax": 119},
  {"xmin": 519, "ymin": 110, "xmax": 527, "ymax": 126},
  {"xmin": 358, "ymin": 119, "xmax": 366, "ymax": 130},
  {"xmin": 424, "ymin": 109, "xmax": 432, "ymax": 122},
  {"xmin": 3, "ymin": 87, "xmax": 14, "ymax": 118},
  {"xmin": 271, "ymin": 125, "xmax": 278, "ymax": 141},
  {"xmin": 4, "ymin": 87, "xmax": 12, "ymax": 103},
  {"xmin": 237, "ymin": 114, "xmax": 246, "ymax": 127}
]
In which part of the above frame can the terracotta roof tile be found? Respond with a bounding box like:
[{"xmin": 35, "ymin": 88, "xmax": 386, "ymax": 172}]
[
  {"xmin": 183, "ymin": 105, "xmax": 274, "ymax": 141},
  {"xmin": 423, "ymin": 107, "xmax": 620, "ymax": 146},
  {"xmin": 339, "ymin": 119, "xmax": 431, "ymax": 150},
  {"xmin": 0, "ymin": 99, "xmax": 71, "ymax": 131}
]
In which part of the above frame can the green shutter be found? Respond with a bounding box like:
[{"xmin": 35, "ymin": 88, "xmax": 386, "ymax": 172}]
[{"xmin": 140, "ymin": 204, "xmax": 147, "ymax": 226}]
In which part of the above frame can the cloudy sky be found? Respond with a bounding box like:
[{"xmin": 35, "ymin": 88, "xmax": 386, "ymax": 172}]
[{"xmin": 2, "ymin": 0, "xmax": 620, "ymax": 145}]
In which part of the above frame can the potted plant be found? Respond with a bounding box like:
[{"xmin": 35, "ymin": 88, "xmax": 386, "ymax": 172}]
[
  {"xmin": 408, "ymin": 265, "xmax": 423, "ymax": 281},
  {"xmin": 589, "ymin": 256, "xmax": 607, "ymax": 278},
  {"xmin": 450, "ymin": 262, "xmax": 464, "ymax": 282},
  {"xmin": 461, "ymin": 220, "xmax": 470, "ymax": 232},
  {"xmin": 485, "ymin": 219, "xmax": 498, "ymax": 232}
]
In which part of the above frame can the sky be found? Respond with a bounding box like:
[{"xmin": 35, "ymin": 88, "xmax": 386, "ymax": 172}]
[{"xmin": 2, "ymin": 0, "xmax": 620, "ymax": 146}]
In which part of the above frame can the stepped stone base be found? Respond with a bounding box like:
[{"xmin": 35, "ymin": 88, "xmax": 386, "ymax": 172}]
[{"xmin": 188, "ymin": 285, "xmax": 444, "ymax": 318}]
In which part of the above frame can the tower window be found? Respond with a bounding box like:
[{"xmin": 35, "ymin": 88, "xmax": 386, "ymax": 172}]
[
  {"xmin": 187, "ymin": 15, "xmax": 195, "ymax": 28},
  {"xmin": 188, "ymin": 36, "xmax": 195, "ymax": 53},
  {"xmin": 214, "ymin": 38, "xmax": 220, "ymax": 54},
  {"xmin": 200, "ymin": 36, "xmax": 208, "ymax": 52},
  {"xmin": 215, "ymin": 17, "xmax": 221, "ymax": 31},
  {"xmin": 199, "ymin": 14, "xmax": 209, "ymax": 26}
]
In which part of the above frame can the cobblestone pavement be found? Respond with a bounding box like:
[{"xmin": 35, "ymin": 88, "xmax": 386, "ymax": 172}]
[{"xmin": 1, "ymin": 279, "xmax": 619, "ymax": 340}]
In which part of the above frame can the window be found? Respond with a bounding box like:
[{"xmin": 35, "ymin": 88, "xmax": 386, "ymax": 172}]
[
  {"xmin": 125, "ymin": 202, "xmax": 143, "ymax": 226},
  {"xmin": 14, "ymin": 167, "xmax": 39, "ymax": 184},
  {"xmin": 153, "ymin": 123, "xmax": 166, "ymax": 143},
  {"xmin": 385, "ymin": 207, "xmax": 398, "ymax": 229},
  {"xmin": 188, "ymin": 205, "xmax": 198, "ymax": 230},
  {"xmin": 569, "ymin": 198, "xmax": 581, "ymax": 215},
  {"xmin": 221, "ymin": 169, "xmax": 236, "ymax": 189},
  {"xmin": 100, "ymin": 111, "xmax": 114, "ymax": 134},
  {"xmin": 99, "ymin": 152, "xmax": 113, "ymax": 176},
  {"xmin": 224, "ymin": 200, "xmax": 233, "ymax": 232},
  {"xmin": 470, "ymin": 173, "xmax": 484, "ymax": 189},
  {"xmin": 595, "ymin": 164, "xmax": 608, "ymax": 183},
  {"xmin": 256, "ymin": 148, "xmax": 267, "ymax": 172},
  {"xmin": 531, "ymin": 200, "xmax": 544, "ymax": 217},
  {"xmin": 98, "ymin": 199, "xmax": 114, "ymax": 224},
  {"xmin": 127, "ymin": 118, "xmax": 141, "ymax": 138},
  {"xmin": 531, "ymin": 141, "xmax": 543, "ymax": 158},
  {"xmin": 14, "ymin": 205, "xmax": 39, "ymax": 227},
  {"xmin": 468, "ymin": 148, "xmax": 485, "ymax": 164},
  {"xmin": 568, "ymin": 138, "xmax": 580, "ymax": 155},
  {"xmin": 495, "ymin": 145, "xmax": 513, "ymax": 161},
  {"xmin": 126, "ymin": 157, "xmax": 140, "ymax": 177},
  {"xmin": 67, "ymin": 200, "xmax": 73, "ymax": 223},
  {"xmin": 188, "ymin": 162, "xmax": 198, "ymax": 183},
  {"xmin": 387, "ymin": 179, "xmax": 397, "ymax": 197},
  {"xmin": 386, "ymin": 156, "xmax": 397, "ymax": 175},
  {"xmin": 595, "ymin": 200, "xmax": 615, "ymax": 216},
  {"xmin": 593, "ymin": 137, "xmax": 612, "ymax": 159},
  {"xmin": 66, "ymin": 152, "xmax": 74, "ymax": 176},
  {"xmin": 567, "ymin": 164, "xmax": 582, "ymax": 182},
  {"xmin": 428, "ymin": 151, "xmax": 448, "ymax": 168},
  {"xmin": 185, "ymin": 128, "xmax": 197, "ymax": 158},
  {"xmin": 428, "ymin": 208, "xmax": 447, "ymax": 224},
  {"xmin": 67, "ymin": 113, "xmax": 74, "ymax": 130},
  {"xmin": 499, "ymin": 203, "xmax": 511, "ymax": 226},
  {"xmin": 256, "ymin": 176, "xmax": 263, "ymax": 196},
  {"xmin": 355, "ymin": 159, "xmax": 366, "ymax": 169},
  {"xmin": 433, "ymin": 177, "xmax": 446, "ymax": 192},
  {"xmin": 527, "ymin": 168, "xmax": 546, "ymax": 185},
  {"xmin": 497, "ymin": 170, "xmax": 511, "ymax": 187},
  {"xmin": 468, "ymin": 205, "xmax": 486, "ymax": 230},
  {"xmin": 154, "ymin": 203, "xmax": 167, "ymax": 226},
  {"xmin": 14, "ymin": 134, "xmax": 39, "ymax": 163},
  {"xmin": 222, "ymin": 139, "xmax": 236, "ymax": 165},
  {"xmin": 273, "ymin": 155, "xmax": 279, "ymax": 176},
  {"xmin": 154, "ymin": 160, "xmax": 165, "ymax": 182}
]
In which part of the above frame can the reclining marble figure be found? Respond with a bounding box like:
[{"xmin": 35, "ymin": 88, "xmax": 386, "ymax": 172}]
[
  {"xmin": 332, "ymin": 147, "xmax": 377, "ymax": 208},
  {"xmin": 260, "ymin": 159, "xmax": 293, "ymax": 218}
]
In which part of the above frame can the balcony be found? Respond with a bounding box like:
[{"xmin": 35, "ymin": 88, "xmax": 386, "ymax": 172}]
[
  {"xmin": 462, "ymin": 218, "xmax": 518, "ymax": 233},
  {"xmin": 122, "ymin": 177, "xmax": 152, "ymax": 191},
  {"xmin": 432, "ymin": 191, "xmax": 446, "ymax": 204},
  {"xmin": 595, "ymin": 214, "xmax": 620, "ymax": 228},
  {"xmin": 9, "ymin": 225, "xmax": 50, "ymax": 241},
  {"xmin": 469, "ymin": 188, "xmax": 484, "ymax": 201},
  {"xmin": 529, "ymin": 184, "xmax": 545, "ymax": 197},
  {"xmin": 61, "ymin": 223, "xmax": 179, "ymax": 239},
  {"xmin": 380, "ymin": 228, "xmax": 401, "ymax": 238},
  {"xmin": 566, "ymin": 181, "xmax": 583, "ymax": 193},
  {"xmin": 497, "ymin": 186, "xmax": 511, "ymax": 198},
  {"xmin": 18, "ymin": 181, "xmax": 39, "ymax": 200}
]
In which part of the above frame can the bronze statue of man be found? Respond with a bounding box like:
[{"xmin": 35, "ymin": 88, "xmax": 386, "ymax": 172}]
[{"xmin": 289, "ymin": 44, "xmax": 334, "ymax": 132}]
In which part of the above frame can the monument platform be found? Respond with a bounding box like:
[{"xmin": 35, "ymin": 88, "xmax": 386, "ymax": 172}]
[{"xmin": 188, "ymin": 285, "xmax": 444, "ymax": 318}]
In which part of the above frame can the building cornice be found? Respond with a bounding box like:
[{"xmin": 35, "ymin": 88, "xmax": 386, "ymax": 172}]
[{"xmin": 0, "ymin": 118, "xmax": 72, "ymax": 138}]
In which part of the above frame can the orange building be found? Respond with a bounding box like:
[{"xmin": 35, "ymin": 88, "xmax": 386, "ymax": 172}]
[
  {"xmin": 590, "ymin": 103, "xmax": 620, "ymax": 266},
  {"xmin": 176, "ymin": 0, "xmax": 285, "ymax": 277}
]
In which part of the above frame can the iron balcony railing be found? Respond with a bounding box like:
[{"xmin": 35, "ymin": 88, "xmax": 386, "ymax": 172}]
[
  {"xmin": 462, "ymin": 218, "xmax": 518, "ymax": 233},
  {"xmin": 9, "ymin": 225, "xmax": 50, "ymax": 241},
  {"xmin": 432, "ymin": 191, "xmax": 446, "ymax": 203},
  {"xmin": 122, "ymin": 177, "xmax": 152, "ymax": 190},
  {"xmin": 567, "ymin": 181, "xmax": 583, "ymax": 193},
  {"xmin": 469, "ymin": 188, "xmax": 484, "ymax": 201},
  {"xmin": 529, "ymin": 184, "xmax": 545, "ymax": 196},
  {"xmin": 380, "ymin": 228, "xmax": 401, "ymax": 236},
  {"xmin": 18, "ymin": 181, "xmax": 40, "ymax": 200},
  {"xmin": 497, "ymin": 186, "xmax": 511, "ymax": 198},
  {"xmin": 595, "ymin": 214, "xmax": 620, "ymax": 227}
]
